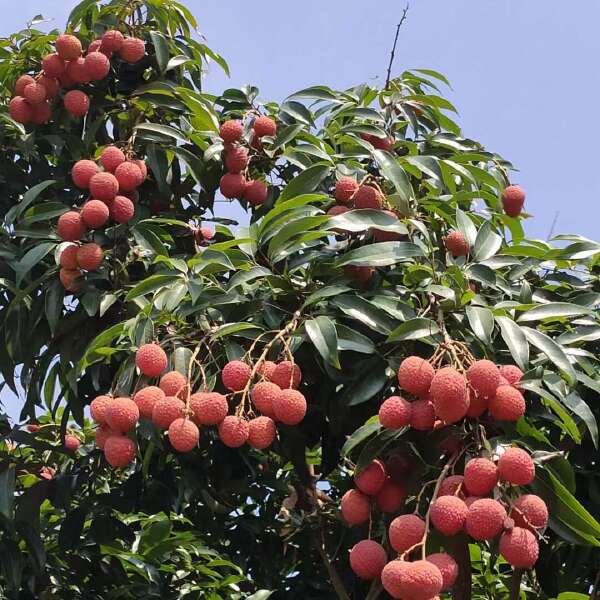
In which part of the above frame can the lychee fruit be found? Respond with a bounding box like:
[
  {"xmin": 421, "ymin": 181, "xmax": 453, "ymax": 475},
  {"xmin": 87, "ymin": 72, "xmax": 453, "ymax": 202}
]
[
  {"xmin": 100, "ymin": 146, "xmax": 125, "ymax": 172},
  {"xmin": 105, "ymin": 396, "xmax": 139, "ymax": 432},
  {"xmin": 502, "ymin": 185, "xmax": 526, "ymax": 217},
  {"xmin": 244, "ymin": 179, "xmax": 268, "ymax": 206},
  {"xmin": 9, "ymin": 97, "xmax": 33, "ymax": 124},
  {"xmin": 133, "ymin": 386, "xmax": 165, "ymax": 419},
  {"xmin": 64, "ymin": 434, "xmax": 81, "ymax": 451},
  {"xmin": 511, "ymin": 494, "xmax": 548, "ymax": 530},
  {"xmin": 444, "ymin": 230, "xmax": 470, "ymax": 257},
  {"xmin": 189, "ymin": 392, "xmax": 228, "ymax": 426},
  {"xmin": 57, "ymin": 211, "xmax": 85, "ymax": 241},
  {"xmin": 76, "ymin": 243, "xmax": 103, "ymax": 271},
  {"xmin": 136, "ymin": 343, "xmax": 167, "ymax": 377},
  {"xmin": 225, "ymin": 146, "xmax": 249, "ymax": 173},
  {"xmin": 101, "ymin": 30, "xmax": 124, "ymax": 51},
  {"xmin": 272, "ymin": 388, "xmax": 307, "ymax": 425},
  {"xmin": 466, "ymin": 388, "xmax": 488, "ymax": 418},
  {"xmin": 220, "ymin": 119, "xmax": 244, "ymax": 143},
  {"xmin": 26, "ymin": 423, "xmax": 40, "ymax": 433},
  {"xmin": 250, "ymin": 381, "xmax": 280, "ymax": 418},
  {"xmin": 328, "ymin": 205, "xmax": 351, "ymax": 220},
  {"xmin": 499, "ymin": 364, "xmax": 524, "ymax": 386},
  {"xmin": 362, "ymin": 133, "xmax": 394, "ymax": 151},
  {"xmin": 159, "ymin": 370, "xmax": 188, "ymax": 398},
  {"xmin": 152, "ymin": 396, "xmax": 185, "ymax": 429},
  {"xmin": 248, "ymin": 416, "xmax": 277, "ymax": 449},
  {"xmin": 168, "ymin": 418, "xmax": 200, "ymax": 452},
  {"xmin": 335, "ymin": 176, "xmax": 359, "ymax": 203},
  {"xmin": 439, "ymin": 475, "xmax": 465, "ymax": 498},
  {"xmin": 350, "ymin": 540, "xmax": 387, "ymax": 580},
  {"xmin": 132, "ymin": 159, "xmax": 148, "ymax": 180},
  {"xmin": 499, "ymin": 527, "xmax": 539, "ymax": 568},
  {"xmin": 258, "ymin": 360, "xmax": 277, "ymax": 380},
  {"xmin": 373, "ymin": 210, "xmax": 403, "ymax": 242},
  {"xmin": 59, "ymin": 268, "xmax": 81, "ymax": 292},
  {"xmin": 85, "ymin": 51, "xmax": 110, "ymax": 79},
  {"xmin": 386, "ymin": 453, "xmax": 413, "ymax": 483},
  {"xmin": 426, "ymin": 553, "xmax": 458, "ymax": 590},
  {"xmin": 389, "ymin": 514, "xmax": 426, "ymax": 553},
  {"xmin": 430, "ymin": 367, "xmax": 469, "ymax": 424},
  {"xmin": 104, "ymin": 435, "xmax": 136, "ymax": 468},
  {"xmin": 341, "ymin": 488, "xmax": 371, "ymax": 525},
  {"xmin": 72, "ymin": 159, "xmax": 100, "ymax": 189},
  {"xmin": 253, "ymin": 116, "xmax": 277, "ymax": 137},
  {"xmin": 221, "ymin": 360, "xmax": 251, "ymax": 391},
  {"xmin": 38, "ymin": 76, "xmax": 60, "ymax": 99},
  {"xmin": 218, "ymin": 415, "xmax": 250, "ymax": 447},
  {"xmin": 381, "ymin": 559, "xmax": 443, "ymax": 600},
  {"xmin": 23, "ymin": 82, "xmax": 47, "ymax": 104},
  {"xmin": 15, "ymin": 75, "xmax": 35, "ymax": 96},
  {"xmin": 95, "ymin": 425, "xmax": 114, "ymax": 450},
  {"xmin": 398, "ymin": 356, "xmax": 435, "ymax": 396},
  {"xmin": 59, "ymin": 244, "xmax": 79, "ymax": 270},
  {"xmin": 65, "ymin": 57, "xmax": 91, "ymax": 84},
  {"xmin": 376, "ymin": 479, "xmax": 406, "ymax": 513},
  {"xmin": 56, "ymin": 34, "xmax": 82, "ymax": 61},
  {"xmin": 379, "ymin": 396, "xmax": 412, "ymax": 429},
  {"xmin": 464, "ymin": 457, "xmax": 498, "ymax": 496},
  {"xmin": 498, "ymin": 447, "xmax": 535, "ymax": 485},
  {"xmin": 430, "ymin": 495, "xmax": 468, "ymax": 535},
  {"xmin": 31, "ymin": 102, "xmax": 52, "ymax": 125},
  {"xmin": 119, "ymin": 37, "xmax": 145, "ymax": 63},
  {"xmin": 344, "ymin": 265, "xmax": 374, "ymax": 284},
  {"xmin": 111, "ymin": 195, "xmax": 135, "ymax": 224},
  {"xmin": 410, "ymin": 398, "xmax": 436, "ymax": 431},
  {"xmin": 115, "ymin": 161, "xmax": 144, "ymax": 191},
  {"xmin": 219, "ymin": 173, "xmax": 246, "ymax": 198},
  {"xmin": 465, "ymin": 498, "xmax": 507, "ymax": 540},
  {"xmin": 89, "ymin": 39, "xmax": 112, "ymax": 56},
  {"xmin": 271, "ymin": 361, "xmax": 301, "ymax": 389},
  {"xmin": 467, "ymin": 359, "xmax": 501, "ymax": 398},
  {"xmin": 64, "ymin": 90, "xmax": 90, "ymax": 117},
  {"xmin": 59, "ymin": 70, "xmax": 77, "ymax": 88},
  {"xmin": 81, "ymin": 200, "xmax": 109, "ymax": 229},
  {"xmin": 42, "ymin": 53, "xmax": 66, "ymax": 77},
  {"xmin": 90, "ymin": 394, "xmax": 112, "ymax": 424},
  {"xmin": 355, "ymin": 459, "xmax": 387, "ymax": 496},
  {"xmin": 354, "ymin": 185, "xmax": 383, "ymax": 209},
  {"xmin": 489, "ymin": 385, "xmax": 526, "ymax": 421},
  {"xmin": 89, "ymin": 173, "xmax": 118, "ymax": 202}
]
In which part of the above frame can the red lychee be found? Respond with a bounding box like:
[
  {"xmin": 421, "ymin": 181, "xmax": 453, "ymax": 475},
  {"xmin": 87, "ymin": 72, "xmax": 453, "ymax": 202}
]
[
  {"xmin": 328, "ymin": 205, "xmax": 351, "ymax": 221},
  {"xmin": 72, "ymin": 159, "xmax": 100, "ymax": 189},
  {"xmin": 355, "ymin": 459, "xmax": 387, "ymax": 496},
  {"xmin": 218, "ymin": 415, "xmax": 250, "ymax": 447},
  {"xmin": 23, "ymin": 82, "xmax": 47, "ymax": 104},
  {"xmin": 56, "ymin": 34, "xmax": 82, "ymax": 61},
  {"xmin": 225, "ymin": 146, "xmax": 249, "ymax": 173},
  {"xmin": 466, "ymin": 388, "xmax": 488, "ymax": 418},
  {"xmin": 38, "ymin": 76, "xmax": 60, "ymax": 99},
  {"xmin": 244, "ymin": 179, "xmax": 268, "ymax": 206},
  {"xmin": 42, "ymin": 53, "xmax": 66, "ymax": 77},
  {"xmin": 15, "ymin": 75, "xmax": 35, "ymax": 96},
  {"xmin": 65, "ymin": 57, "xmax": 91, "ymax": 84},
  {"xmin": 100, "ymin": 146, "xmax": 125, "ymax": 172},
  {"xmin": 465, "ymin": 498, "xmax": 507, "ymax": 540},
  {"xmin": 219, "ymin": 173, "xmax": 246, "ymax": 198},
  {"xmin": 499, "ymin": 364, "xmax": 524, "ymax": 386},
  {"xmin": 464, "ymin": 457, "xmax": 498, "ymax": 496},
  {"xmin": 26, "ymin": 424, "xmax": 40, "ymax": 433},
  {"xmin": 426, "ymin": 553, "xmax": 458, "ymax": 590},
  {"xmin": 81, "ymin": 200, "xmax": 109, "ymax": 229},
  {"xmin": 59, "ymin": 70, "xmax": 77, "ymax": 88},
  {"xmin": 382, "ymin": 559, "xmax": 443, "ymax": 600},
  {"xmin": 410, "ymin": 398, "xmax": 436, "ymax": 431},
  {"xmin": 344, "ymin": 265, "xmax": 374, "ymax": 284},
  {"xmin": 9, "ymin": 97, "xmax": 33, "ymax": 124},
  {"xmin": 341, "ymin": 488, "xmax": 371, "ymax": 525},
  {"xmin": 389, "ymin": 514, "xmax": 426, "ymax": 553},
  {"xmin": 467, "ymin": 359, "xmax": 501, "ymax": 398},
  {"xmin": 102, "ymin": 30, "xmax": 124, "ymax": 52},
  {"xmin": 271, "ymin": 361, "xmax": 301, "ymax": 389},
  {"xmin": 168, "ymin": 418, "xmax": 200, "ymax": 452},
  {"xmin": 133, "ymin": 386, "xmax": 165, "ymax": 419},
  {"xmin": 59, "ymin": 268, "xmax": 81, "ymax": 292},
  {"xmin": 362, "ymin": 133, "xmax": 394, "ymax": 151},
  {"xmin": 498, "ymin": 447, "xmax": 535, "ymax": 485},
  {"xmin": 59, "ymin": 244, "xmax": 79, "ymax": 270},
  {"xmin": 31, "ymin": 102, "xmax": 52, "ymax": 125},
  {"xmin": 511, "ymin": 494, "xmax": 548, "ymax": 530},
  {"xmin": 379, "ymin": 396, "xmax": 412, "ymax": 429},
  {"xmin": 136, "ymin": 343, "xmax": 167, "ymax": 377},
  {"xmin": 64, "ymin": 90, "xmax": 90, "ymax": 117},
  {"xmin": 430, "ymin": 367, "xmax": 469, "ymax": 424},
  {"xmin": 430, "ymin": 495, "xmax": 468, "ymax": 536},
  {"xmin": 376, "ymin": 479, "xmax": 406, "ymax": 513},
  {"xmin": 111, "ymin": 195, "xmax": 135, "ymax": 224},
  {"xmin": 499, "ymin": 526, "xmax": 539, "ymax": 568},
  {"xmin": 104, "ymin": 435, "xmax": 136, "ymax": 467},
  {"xmin": 335, "ymin": 176, "xmax": 359, "ymax": 203},
  {"xmin": 90, "ymin": 172, "xmax": 119, "ymax": 202},
  {"xmin": 350, "ymin": 540, "xmax": 387, "ymax": 580},
  {"xmin": 132, "ymin": 159, "xmax": 148, "ymax": 180},
  {"xmin": 95, "ymin": 425, "xmax": 114, "ymax": 450},
  {"xmin": 57, "ymin": 211, "xmax": 86, "ymax": 241},
  {"xmin": 273, "ymin": 388, "xmax": 307, "ymax": 425},
  {"xmin": 221, "ymin": 360, "xmax": 251, "ymax": 391},
  {"xmin": 159, "ymin": 371, "xmax": 188, "ymax": 398},
  {"xmin": 220, "ymin": 119, "xmax": 244, "ymax": 143},
  {"xmin": 77, "ymin": 243, "xmax": 103, "ymax": 271},
  {"xmin": 105, "ymin": 397, "xmax": 139, "ymax": 433},
  {"xmin": 152, "ymin": 396, "xmax": 185, "ymax": 429},
  {"xmin": 83, "ymin": 51, "xmax": 110, "ymax": 80},
  {"xmin": 373, "ymin": 210, "xmax": 403, "ymax": 242},
  {"xmin": 253, "ymin": 116, "xmax": 277, "ymax": 137},
  {"xmin": 257, "ymin": 360, "xmax": 277, "ymax": 381},
  {"xmin": 189, "ymin": 392, "xmax": 228, "ymax": 426},
  {"xmin": 248, "ymin": 416, "xmax": 276, "ymax": 449},
  {"xmin": 489, "ymin": 385, "xmax": 526, "ymax": 421},
  {"xmin": 444, "ymin": 230, "xmax": 470, "ymax": 257},
  {"xmin": 398, "ymin": 356, "xmax": 435, "ymax": 396},
  {"xmin": 64, "ymin": 434, "xmax": 81, "ymax": 451},
  {"xmin": 250, "ymin": 381, "xmax": 280, "ymax": 418},
  {"xmin": 115, "ymin": 161, "xmax": 144, "ymax": 191},
  {"xmin": 119, "ymin": 37, "xmax": 145, "ymax": 63},
  {"xmin": 439, "ymin": 475, "xmax": 465, "ymax": 498},
  {"xmin": 354, "ymin": 185, "xmax": 383, "ymax": 209},
  {"xmin": 502, "ymin": 185, "xmax": 526, "ymax": 217}
]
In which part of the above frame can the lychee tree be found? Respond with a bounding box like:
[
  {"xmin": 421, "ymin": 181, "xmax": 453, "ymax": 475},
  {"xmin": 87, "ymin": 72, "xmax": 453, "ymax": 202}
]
[{"xmin": 0, "ymin": 1, "xmax": 600, "ymax": 598}]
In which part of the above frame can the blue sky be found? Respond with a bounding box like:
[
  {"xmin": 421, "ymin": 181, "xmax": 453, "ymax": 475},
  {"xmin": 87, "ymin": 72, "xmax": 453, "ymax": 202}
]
[{"xmin": 3, "ymin": 0, "xmax": 600, "ymax": 418}]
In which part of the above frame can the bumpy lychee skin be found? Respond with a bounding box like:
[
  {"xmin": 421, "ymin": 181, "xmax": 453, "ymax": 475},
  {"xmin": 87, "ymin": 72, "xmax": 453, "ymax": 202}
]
[
  {"xmin": 225, "ymin": 145, "xmax": 249, "ymax": 173},
  {"xmin": 354, "ymin": 185, "xmax": 383, "ymax": 209},
  {"xmin": 31, "ymin": 101, "xmax": 52, "ymax": 125},
  {"xmin": 445, "ymin": 230, "xmax": 470, "ymax": 257},
  {"xmin": 132, "ymin": 159, "xmax": 147, "ymax": 181},
  {"xmin": 221, "ymin": 360, "xmax": 251, "ymax": 391},
  {"xmin": 489, "ymin": 385, "xmax": 526, "ymax": 421},
  {"xmin": 499, "ymin": 364, "xmax": 524, "ymax": 386},
  {"xmin": 379, "ymin": 396, "xmax": 412, "ymax": 429},
  {"xmin": 344, "ymin": 265, "xmax": 374, "ymax": 285},
  {"xmin": 59, "ymin": 268, "xmax": 81, "ymax": 292},
  {"xmin": 499, "ymin": 526, "xmax": 539, "ymax": 568},
  {"xmin": 430, "ymin": 367, "xmax": 468, "ymax": 423},
  {"xmin": 64, "ymin": 90, "xmax": 90, "ymax": 117},
  {"xmin": 250, "ymin": 381, "xmax": 279, "ymax": 418},
  {"xmin": 350, "ymin": 540, "xmax": 387, "ymax": 580},
  {"xmin": 26, "ymin": 423, "xmax": 41, "ymax": 433},
  {"xmin": 220, "ymin": 119, "xmax": 244, "ymax": 143},
  {"xmin": 133, "ymin": 386, "xmax": 165, "ymax": 419},
  {"xmin": 248, "ymin": 416, "xmax": 277, "ymax": 449},
  {"xmin": 382, "ymin": 559, "xmax": 443, "ymax": 600},
  {"xmin": 464, "ymin": 457, "xmax": 498, "ymax": 496},
  {"xmin": 72, "ymin": 159, "xmax": 100, "ymax": 189},
  {"xmin": 389, "ymin": 514, "xmax": 426, "ymax": 553},
  {"xmin": 39, "ymin": 75, "xmax": 60, "ymax": 98},
  {"xmin": 152, "ymin": 396, "xmax": 185, "ymax": 429},
  {"xmin": 257, "ymin": 359, "xmax": 277, "ymax": 380},
  {"xmin": 373, "ymin": 210, "xmax": 403, "ymax": 242},
  {"xmin": 376, "ymin": 479, "xmax": 406, "ymax": 513},
  {"xmin": 90, "ymin": 395, "xmax": 112, "ymax": 424},
  {"xmin": 502, "ymin": 185, "xmax": 526, "ymax": 217},
  {"xmin": 15, "ymin": 75, "xmax": 35, "ymax": 96},
  {"xmin": 136, "ymin": 343, "xmax": 167, "ymax": 377},
  {"xmin": 430, "ymin": 495, "xmax": 468, "ymax": 535},
  {"xmin": 57, "ymin": 211, "xmax": 86, "ymax": 241},
  {"xmin": 335, "ymin": 176, "xmax": 359, "ymax": 203},
  {"xmin": 64, "ymin": 434, "xmax": 81, "ymax": 451},
  {"xmin": 328, "ymin": 205, "xmax": 351, "ymax": 221},
  {"xmin": 105, "ymin": 397, "xmax": 139, "ymax": 433},
  {"xmin": 498, "ymin": 447, "xmax": 535, "ymax": 485},
  {"xmin": 119, "ymin": 36, "xmax": 145, "ymax": 63},
  {"xmin": 271, "ymin": 361, "xmax": 302, "ymax": 389},
  {"xmin": 355, "ymin": 459, "xmax": 387, "ymax": 496},
  {"xmin": 23, "ymin": 82, "xmax": 47, "ymax": 104},
  {"xmin": 104, "ymin": 435, "xmax": 136, "ymax": 468},
  {"xmin": 219, "ymin": 173, "xmax": 246, "ymax": 198},
  {"xmin": 190, "ymin": 392, "xmax": 228, "ymax": 426},
  {"xmin": 273, "ymin": 389, "xmax": 307, "ymax": 425},
  {"xmin": 427, "ymin": 553, "xmax": 458, "ymax": 590},
  {"xmin": 218, "ymin": 416, "xmax": 250, "ymax": 448},
  {"xmin": 59, "ymin": 244, "xmax": 79, "ymax": 270},
  {"xmin": 9, "ymin": 97, "xmax": 33, "ymax": 124},
  {"xmin": 102, "ymin": 30, "xmax": 124, "ymax": 51},
  {"xmin": 398, "ymin": 356, "xmax": 435, "ymax": 396},
  {"xmin": 253, "ymin": 115, "xmax": 277, "ymax": 137},
  {"xmin": 42, "ymin": 53, "xmax": 66, "ymax": 77},
  {"xmin": 466, "ymin": 388, "xmax": 488, "ymax": 418},
  {"xmin": 95, "ymin": 425, "xmax": 114, "ymax": 450},
  {"xmin": 100, "ymin": 146, "xmax": 125, "ymax": 172},
  {"xmin": 244, "ymin": 179, "xmax": 269, "ymax": 206},
  {"xmin": 511, "ymin": 494, "xmax": 548, "ymax": 530},
  {"xmin": 467, "ymin": 359, "xmax": 501, "ymax": 398},
  {"xmin": 341, "ymin": 489, "xmax": 371, "ymax": 525},
  {"xmin": 410, "ymin": 398, "xmax": 436, "ymax": 431},
  {"xmin": 56, "ymin": 34, "xmax": 82, "ymax": 61},
  {"xmin": 66, "ymin": 57, "xmax": 91, "ymax": 84},
  {"xmin": 168, "ymin": 418, "xmax": 200, "ymax": 452},
  {"xmin": 59, "ymin": 70, "xmax": 77, "ymax": 89},
  {"xmin": 115, "ymin": 161, "xmax": 144, "ymax": 191},
  {"xmin": 439, "ymin": 474, "xmax": 465, "ymax": 498},
  {"xmin": 77, "ymin": 243, "xmax": 103, "ymax": 271},
  {"xmin": 111, "ymin": 195, "xmax": 135, "ymax": 224},
  {"xmin": 159, "ymin": 371, "xmax": 188, "ymax": 398},
  {"xmin": 81, "ymin": 200, "xmax": 109, "ymax": 229},
  {"xmin": 465, "ymin": 498, "xmax": 507, "ymax": 540}
]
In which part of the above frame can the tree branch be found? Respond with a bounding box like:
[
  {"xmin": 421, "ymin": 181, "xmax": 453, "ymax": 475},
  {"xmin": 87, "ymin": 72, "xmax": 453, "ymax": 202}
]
[
  {"xmin": 509, "ymin": 568, "xmax": 523, "ymax": 600},
  {"xmin": 385, "ymin": 4, "xmax": 410, "ymax": 90},
  {"xmin": 316, "ymin": 528, "xmax": 351, "ymax": 600}
]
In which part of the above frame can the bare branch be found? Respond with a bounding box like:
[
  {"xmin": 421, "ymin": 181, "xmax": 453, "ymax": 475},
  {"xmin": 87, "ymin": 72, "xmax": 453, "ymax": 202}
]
[{"xmin": 385, "ymin": 4, "xmax": 410, "ymax": 90}]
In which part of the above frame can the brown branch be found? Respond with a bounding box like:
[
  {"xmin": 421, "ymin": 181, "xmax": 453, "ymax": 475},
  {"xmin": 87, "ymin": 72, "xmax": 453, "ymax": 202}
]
[
  {"xmin": 509, "ymin": 568, "xmax": 523, "ymax": 600},
  {"xmin": 448, "ymin": 534, "xmax": 472, "ymax": 600},
  {"xmin": 385, "ymin": 4, "xmax": 410, "ymax": 90},
  {"xmin": 315, "ymin": 528, "xmax": 351, "ymax": 600}
]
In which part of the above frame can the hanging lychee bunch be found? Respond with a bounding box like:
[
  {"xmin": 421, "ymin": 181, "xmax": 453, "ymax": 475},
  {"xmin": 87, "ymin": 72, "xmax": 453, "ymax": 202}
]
[
  {"xmin": 502, "ymin": 184, "xmax": 526, "ymax": 217},
  {"xmin": 218, "ymin": 114, "xmax": 275, "ymax": 206}
]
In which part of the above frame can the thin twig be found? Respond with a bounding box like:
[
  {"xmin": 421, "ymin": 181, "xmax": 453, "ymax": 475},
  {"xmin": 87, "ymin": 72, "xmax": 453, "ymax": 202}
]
[
  {"xmin": 385, "ymin": 4, "xmax": 410, "ymax": 90},
  {"xmin": 315, "ymin": 527, "xmax": 351, "ymax": 600},
  {"xmin": 509, "ymin": 568, "xmax": 523, "ymax": 600}
]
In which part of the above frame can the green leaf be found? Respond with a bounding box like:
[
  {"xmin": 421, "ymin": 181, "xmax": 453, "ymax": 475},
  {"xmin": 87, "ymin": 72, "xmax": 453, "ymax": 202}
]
[
  {"xmin": 495, "ymin": 316, "xmax": 529, "ymax": 371},
  {"xmin": 517, "ymin": 302, "xmax": 592, "ymax": 323},
  {"xmin": 356, "ymin": 428, "xmax": 406, "ymax": 471},
  {"xmin": 149, "ymin": 31, "xmax": 169, "ymax": 72},
  {"xmin": 562, "ymin": 391, "xmax": 598, "ymax": 449},
  {"xmin": 466, "ymin": 306, "xmax": 494, "ymax": 344},
  {"xmin": 246, "ymin": 592, "xmax": 275, "ymax": 600},
  {"xmin": 387, "ymin": 318, "xmax": 440, "ymax": 342},
  {"xmin": 6, "ymin": 180, "xmax": 56, "ymax": 224},
  {"xmin": 305, "ymin": 316, "xmax": 340, "ymax": 369},
  {"xmin": 336, "ymin": 324, "xmax": 375, "ymax": 354},
  {"xmin": 373, "ymin": 150, "xmax": 414, "ymax": 204},
  {"xmin": 135, "ymin": 122, "xmax": 188, "ymax": 143},
  {"xmin": 303, "ymin": 285, "xmax": 351, "ymax": 307},
  {"xmin": 0, "ymin": 467, "xmax": 15, "ymax": 520},
  {"xmin": 337, "ymin": 241, "xmax": 423, "ymax": 267},
  {"xmin": 473, "ymin": 221, "xmax": 502, "ymax": 261},
  {"xmin": 125, "ymin": 274, "xmax": 182, "ymax": 301},
  {"xmin": 227, "ymin": 267, "xmax": 272, "ymax": 289},
  {"xmin": 520, "ymin": 326, "xmax": 576, "ymax": 385},
  {"xmin": 341, "ymin": 419, "xmax": 381, "ymax": 456},
  {"xmin": 332, "ymin": 296, "xmax": 396, "ymax": 334},
  {"xmin": 328, "ymin": 209, "xmax": 408, "ymax": 234},
  {"xmin": 173, "ymin": 346, "xmax": 192, "ymax": 375},
  {"xmin": 15, "ymin": 243, "xmax": 55, "ymax": 286},
  {"xmin": 211, "ymin": 323, "xmax": 263, "ymax": 340},
  {"xmin": 455, "ymin": 207, "xmax": 477, "ymax": 246},
  {"xmin": 279, "ymin": 163, "xmax": 331, "ymax": 201},
  {"xmin": 341, "ymin": 357, "xmax": 388, "ymax": 406}
]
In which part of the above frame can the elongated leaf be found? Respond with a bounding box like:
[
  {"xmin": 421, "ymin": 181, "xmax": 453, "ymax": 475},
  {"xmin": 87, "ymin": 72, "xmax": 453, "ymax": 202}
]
[
  {"xmin": 328, "ymin": 209, "xmax": 408, "ymax": 234},
  {"xmin": 149, "ymin": 31, "xmax": 169, "ymax": 72},
  {"xmin": 373, "ymin": 150, "xmax": 414, "ymax": 204},
  {"xmin": 279, "ymin": 164, "xmax": 331, "ymax": 201},
  {"xmin": 211, "ymin": 323, "xmax": 262, "ymax": 340},
  {"xmin": 332, "ymin": 296, "xmax": 396, "ymax": 334},
  {"xmin": 336, "ymin": 324, "xmax": 375, "ymax": 354},
  {"xmin": 0, "ymin": 467, "xmax": 15, "ymax": 519},
  {"xmin": 246, "ymin": 592, "xmax": 275, "ymax": 600},
  {"xmin": 305, "ymin": 316, "xmax": 340, "ymax": 368},
  {"xmin": 6, "ymin": 180, "xmax": 56, "ymax": 224},
  {"xmin": 456, "ymin": 207, "xmax": 477, "ymax": 246},
  {"xmin": 135, "ymin": 122, "xmax": 188, "ymax": 143},
  {"xmin": 563, "ymin": 391, "xmax": 598, "ymax": 449},
  {"xmin": 473, "ymin": 221, "xmax": 502, "ymax": 261},
  {"xmin": 125, "ymin": 274, "xmax": 182, "ymax": 300},
  {"xmin": 15, "ymin": 243, "xmax": 55, "ymax": 285},
  {"xmin": 466, "ymin": 306, "xmax": 494, "ymax": 344},
  {"xmin": 341, "ymin": 419, "xmax": 381, "ymax": 456},
  {"xmin": 495, "ymin": 316, "xmax": 529, "ymax": 370},
  {"xmin": 387, "ymin": 318, "xmax": 440, "ymax": 342},
  {"xmin": 303, "ymin": 285, "xmax": 351, "ymax": 307},
  {"xmin": 517, "ymin": 302, "xmax": 592, "ymax": 323},
  {"xmin": 337, "ymin": 241, "xmax": 422, "ymax": 267},
  {"xmin": 521, "ymin": 327, "xmax": 576, "ymax": 385}
]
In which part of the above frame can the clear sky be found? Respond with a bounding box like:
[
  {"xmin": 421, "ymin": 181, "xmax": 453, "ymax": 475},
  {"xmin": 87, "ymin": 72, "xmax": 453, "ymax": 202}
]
[{"xmin": 3, "ymin": 0, "xmax": 600, "ymax": 419}]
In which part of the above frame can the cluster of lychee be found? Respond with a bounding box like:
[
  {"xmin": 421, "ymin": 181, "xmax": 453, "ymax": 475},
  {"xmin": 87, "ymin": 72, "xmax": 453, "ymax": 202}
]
[
  {"xmin": 89, "ymin": 343, "xmax": 308, "ymax": 468},
  {"xmin": 378, "ymin": 356, "xmax": 526, "ymax": 431},
  {"xmin": 57, "ymin": 148, "xmax": 146, "ymax": 292},
  {"xmin": 8, "ymin": 31, "xmax": 145, "ymax": 125},
  {"xmin": 218, "ymin": 116, "xmax": 276, "ymax": 206}
]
